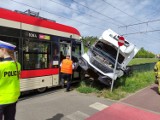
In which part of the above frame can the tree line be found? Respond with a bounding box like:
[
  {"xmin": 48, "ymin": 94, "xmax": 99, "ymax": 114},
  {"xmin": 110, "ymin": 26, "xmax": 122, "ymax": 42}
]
[
  {"xmin": 82, "ymin": 36, "xmax": 97, "ymax": 52},
  {"xmin": 135, "ymin": 47, "xmax": 155, "ymax": 58}
]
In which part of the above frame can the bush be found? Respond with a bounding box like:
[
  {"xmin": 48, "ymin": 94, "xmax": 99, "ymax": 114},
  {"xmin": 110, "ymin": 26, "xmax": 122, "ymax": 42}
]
[{"xmin": 135, "ymin": 47, "xmax": 155, "ymax": 58}]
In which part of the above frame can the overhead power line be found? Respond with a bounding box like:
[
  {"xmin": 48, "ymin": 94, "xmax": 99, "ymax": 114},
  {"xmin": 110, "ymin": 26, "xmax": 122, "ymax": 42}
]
[
  {"xmin": 7, "ymin": 0, "xmax": 160, "ymax": 42},
  {"xmin": 119, "ymin": 18, "xmax": 160, "ymax": 28},
  {"xmin": 102, "ymin": 0, "xmax": 141, "ymax": 22},
  {"xmin": 10, "ymin": 0, "xmax": 106, "ymax": 30},
  {"xmin": 99, "ymin": 0, "xmax": 160, "ymax": 40},
  {"xmin": 72, "ymin": 0, "xmax": 125, "ymax": 26},
  {"xmin": 70, "ymin": 0, "xmax": 160, "ymax": 42},
  {"xmin": 101, "ymin": 0, "xmax": 160, "ymax": 41},
  {"xmin": 122, "ymin": 29, "xmax": 160, "ymax": 36},
  {"xmin": 49, "ymin": 0, "xmax": 118, "ymax": 26},
  {"xmin": 141, "ymin": 6, "xmax": 160, "ymax": 20}
]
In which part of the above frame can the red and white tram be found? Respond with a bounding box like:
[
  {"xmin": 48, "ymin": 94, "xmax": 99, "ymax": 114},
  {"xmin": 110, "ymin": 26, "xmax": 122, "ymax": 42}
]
[{"xmin": 0, "ymin": 8, "xmax": 83, "ymax": 92}]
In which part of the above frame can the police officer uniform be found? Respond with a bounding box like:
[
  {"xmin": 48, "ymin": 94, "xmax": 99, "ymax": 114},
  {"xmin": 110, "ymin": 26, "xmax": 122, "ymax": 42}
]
[
  {"xmin": 154, "ymin": 58, "xmax": 160, "ymax": 94},
  {"xmin": 0, "ymin": 40, "xmax": 21, "ymax": 120}
]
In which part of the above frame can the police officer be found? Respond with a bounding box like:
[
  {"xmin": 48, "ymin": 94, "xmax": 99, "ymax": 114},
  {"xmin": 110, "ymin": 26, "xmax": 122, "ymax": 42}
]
[
  {"xmin": 60, "ymin": 55, "xmax": 74, "ymax": 92},
  {"xmin": 0, "ymin": 40, "xmax": 21, "ymax": 120},
  {"xmin": 154, "ymin": 57, "xmax": 160, "ymax": 94}
]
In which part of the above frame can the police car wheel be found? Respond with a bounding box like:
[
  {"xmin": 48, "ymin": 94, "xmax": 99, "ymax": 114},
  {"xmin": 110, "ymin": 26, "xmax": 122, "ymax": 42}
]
[{"xmin": 37, "ymin": 87, "xmax": 47, "ymax": 92}]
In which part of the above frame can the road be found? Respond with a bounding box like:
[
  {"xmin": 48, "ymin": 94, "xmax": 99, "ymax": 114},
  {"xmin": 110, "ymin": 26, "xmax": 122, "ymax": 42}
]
[
  {"xmin": 16, "ymin": 88, "xmax": 114, "ymax": 120},
  {"xmin": 86, "ymin": 84, "xmax": 160, "ymax": 120},
  {"xmin": 16, "ymin": 84, "xmax": 160, "ymax": 120}
]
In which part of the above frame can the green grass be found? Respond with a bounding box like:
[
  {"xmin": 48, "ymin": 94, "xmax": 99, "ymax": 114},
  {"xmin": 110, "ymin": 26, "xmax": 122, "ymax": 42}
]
[
  {"xmin": 128, "ymin": 58, "xmax": 158, "ymax": 66},
  {"xmin": 77, "ymin": 81, "xmax": 98, "ymax": 93},
  {"xmin": 77, "ymin": 70, "xmax": 155, "ymax": 100}
]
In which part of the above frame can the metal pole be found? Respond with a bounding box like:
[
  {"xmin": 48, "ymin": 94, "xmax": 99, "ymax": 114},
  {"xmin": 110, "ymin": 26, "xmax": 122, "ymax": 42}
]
[{"xmin": 111, "ymin": 46, "xmax": 120, "ymax": 92}]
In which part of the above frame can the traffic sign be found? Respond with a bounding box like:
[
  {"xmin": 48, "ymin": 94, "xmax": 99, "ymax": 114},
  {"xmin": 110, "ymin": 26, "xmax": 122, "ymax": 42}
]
[
  {"xmin": 118, "ymin": 36, "xmax": 125, "ymax": 46},
  {"xmin": 111, "ymin": 36, "xmax": 125, "ymax": 92}
]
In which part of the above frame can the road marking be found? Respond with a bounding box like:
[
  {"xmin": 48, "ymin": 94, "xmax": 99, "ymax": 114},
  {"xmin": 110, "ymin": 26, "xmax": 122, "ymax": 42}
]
[
  {"xmin": 89, "ymin": 102, "xmax": 108, "ymax": 111},
  {"xmin": 66, "ymin": 111, "xmax": 89, "ymax": 120}
]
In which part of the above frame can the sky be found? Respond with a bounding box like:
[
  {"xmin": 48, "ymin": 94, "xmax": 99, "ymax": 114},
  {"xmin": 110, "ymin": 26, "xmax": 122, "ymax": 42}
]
[{"xmin": 0, "ymin": 0, "xmax": 160, "ymax": 54}]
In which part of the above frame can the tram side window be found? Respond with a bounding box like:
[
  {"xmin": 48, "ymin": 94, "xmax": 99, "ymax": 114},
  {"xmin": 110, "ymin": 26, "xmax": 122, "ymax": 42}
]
[{"xmin": 23, "ymin": 39, "xmax": 50, "ymax": 70}]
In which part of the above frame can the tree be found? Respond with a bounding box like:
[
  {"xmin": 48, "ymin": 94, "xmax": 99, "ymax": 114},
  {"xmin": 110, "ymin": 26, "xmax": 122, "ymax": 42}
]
[
  {"xmin": 82, "ymin": 36, "xmax": 98, "ymax": 52},
  {"xmin": 135, "ymin": 47, "xmax": 155, "ymax": 58}
]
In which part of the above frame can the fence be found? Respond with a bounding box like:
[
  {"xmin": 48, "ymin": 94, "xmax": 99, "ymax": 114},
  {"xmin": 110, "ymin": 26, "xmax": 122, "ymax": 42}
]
[{"xmin": 128, "ymin": 62, "xmax": 156, "ymax": 72}]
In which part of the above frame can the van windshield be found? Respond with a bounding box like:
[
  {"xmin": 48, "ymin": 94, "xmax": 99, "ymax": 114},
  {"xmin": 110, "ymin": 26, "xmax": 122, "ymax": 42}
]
[{"xmin": 94, "ymin": 41, "xmax": 125, "ymax": 64}]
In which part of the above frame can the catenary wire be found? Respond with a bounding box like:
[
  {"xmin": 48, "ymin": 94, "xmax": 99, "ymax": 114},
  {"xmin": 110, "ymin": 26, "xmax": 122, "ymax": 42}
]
[
  {"xmin": 10, "ymin": 0, "xmax": 107, "ymax": 30},
  {"xmin": 71, "ymin": 0, "xmax": 125, "ymax": 26},
  {"xmin": 49, "ymin": 0, "xmax": 119, "ymax": 26}
]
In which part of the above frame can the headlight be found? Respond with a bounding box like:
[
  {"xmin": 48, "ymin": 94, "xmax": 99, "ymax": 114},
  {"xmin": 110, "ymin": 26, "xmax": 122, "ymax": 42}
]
[{"xmin": 78, "ymin": 57, "xmax": 89, "ymax": 71}]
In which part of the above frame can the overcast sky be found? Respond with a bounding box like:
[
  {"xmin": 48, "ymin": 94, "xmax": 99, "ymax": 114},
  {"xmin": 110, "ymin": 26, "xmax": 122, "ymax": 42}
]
[{"xmin": 0, "ymin": 0, "xmax": 160, "ymax": 54}]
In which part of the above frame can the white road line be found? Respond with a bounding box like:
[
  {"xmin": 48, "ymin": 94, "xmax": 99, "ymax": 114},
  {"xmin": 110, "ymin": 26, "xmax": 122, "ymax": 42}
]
[
  {"xmin": 66, "ymin": 111, "xmax": 89, "ymax": 120},
  {"xmin": 89, "ymin": 102, "xmax": 108, "ymax": 111}
]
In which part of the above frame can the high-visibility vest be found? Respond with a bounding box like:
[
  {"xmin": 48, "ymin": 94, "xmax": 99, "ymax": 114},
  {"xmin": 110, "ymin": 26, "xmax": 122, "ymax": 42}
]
[
  {"xmin": 61, "ymin": 59, "xmax": 73, "ymax": 74},
  {"xmin": 0, "ymin": 61, "xmax": 21, "ymax": 104},
  {"xmin": 154, "ymin": 61, "xmax": 160, "ymax": 78}
]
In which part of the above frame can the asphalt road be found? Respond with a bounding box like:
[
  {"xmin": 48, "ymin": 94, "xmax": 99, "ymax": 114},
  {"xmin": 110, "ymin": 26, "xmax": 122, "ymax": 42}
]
[{"xmin": 16, "ymin": 88, "xmax": 114, "ymax": 120}]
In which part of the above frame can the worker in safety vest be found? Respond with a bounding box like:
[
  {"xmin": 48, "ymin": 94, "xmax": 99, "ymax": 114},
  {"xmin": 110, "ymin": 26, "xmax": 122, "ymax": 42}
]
[
  {"xmin": 0, "ymin": 40, "xmax": 21, "ymax": 120},
  {"xmin": 60, "ymin": 55, "xmax": 74, "ymax": 92},
  {"xmin": 154, "ymin": 57, "xmax": 160, "ymax": 94}
]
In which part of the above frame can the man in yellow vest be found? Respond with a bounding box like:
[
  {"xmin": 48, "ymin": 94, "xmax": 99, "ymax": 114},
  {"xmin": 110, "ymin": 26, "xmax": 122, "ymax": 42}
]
[
  {"xmin": 60, "ymin": 55, "xmax": 74, "ymax": 92},
  {"xmin": 154, "ymin": 57, "xmax": 160, "ymax": 94},
  {"xmin": 0, "ymin": 40, "xmax": 21, "ymax": 120}
]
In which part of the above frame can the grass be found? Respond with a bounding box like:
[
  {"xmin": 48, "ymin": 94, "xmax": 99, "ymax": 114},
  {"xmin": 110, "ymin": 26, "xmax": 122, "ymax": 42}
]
[
  {"xmin": 77, "ymin": 81, "xmax": 99, "ymax": 93},
  {"xmin": 128, "ymin": 58, "xmax": 158, "ymax": 66},
  {"xmin": 76, "ymin": 85, "xmax": 98, "ymax": 93},
  {"xmin": 77, "ymin": 70, "xmax": 155, "ymax": 100}
]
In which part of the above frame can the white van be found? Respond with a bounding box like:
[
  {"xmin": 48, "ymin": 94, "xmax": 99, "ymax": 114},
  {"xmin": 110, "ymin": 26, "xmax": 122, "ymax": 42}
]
[{"xmin": 79, "ymin": 29, "xmax": 139, "ymax": 85}]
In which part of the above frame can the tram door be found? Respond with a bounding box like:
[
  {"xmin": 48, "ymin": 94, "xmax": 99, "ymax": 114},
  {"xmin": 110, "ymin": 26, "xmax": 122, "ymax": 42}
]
[
  {"xmin": 60, "ymin": 41, "xmax": 71, "ymax": 63},
  {"xmin": 59, "ymin": 40, "xmax": 71, "ymax": 84},
  {"xmin": 59, "ymin": 40, "xmax": 81, "ymax": 82}
]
